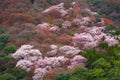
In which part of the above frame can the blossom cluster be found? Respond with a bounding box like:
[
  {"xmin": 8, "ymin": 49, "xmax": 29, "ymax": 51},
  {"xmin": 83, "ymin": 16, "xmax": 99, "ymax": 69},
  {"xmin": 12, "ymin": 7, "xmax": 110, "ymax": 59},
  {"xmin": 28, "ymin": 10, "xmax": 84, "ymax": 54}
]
[
  {"xmin": 33, "ymin": 56, "xmax": 68, "ymax": 80},
  {"xmin": 11, "ymin": 45, "xmax": 42, "ymax": 70},
  {"xmin": 84, "ymin": 8, "xmax": 98, "ymax": 16},
  {"xmin": 50, "ymin": 26, "xmax": 60, "ymax": 34},
  {"xmin": 59, "ymin": 45, "xmax": 81, "ymax": 57},
  {"xmin": 35, "ymin": 56, "xmax": 68, "ymax": 69},
  {"xmin": 68, "ymin": 55, "xmax": 88, "ymax": 70},
  {"xmin": 73, "ymin": 26, "xmax": 118, "ymax": 49},
  {"xmin": 42, "ymin": 3, "xmax": 68, "ymax": 17},
  {"xmin": 62, "ymin": 21, "xmax": 72, "ymax": 29},
  {"xmin": 37, "ymin": 22, "xmax": 50, "ymax": 29},
  {"xmin": 47, "ymin": 44, "xmax": 58, "ymax": 56},
  {"xmin": 16, "ymin": 60, "xmax": 33, "ymax": 71},
  {"xmin": 11, "ymin": 45, "xmax": 70, "ymax": 80},
  {"xmin": 11, "ymin": 45, "xmax": 42, "ymax": 61},
  {"xmin": 47, "ymin": 45, "xmax": 81, "ymax": 57},
  {"xmin": 105, "ymin": 35, "xmax": 118, "ymax": 46},
  {"xmin": 32, "ymin": 68, "xmax": 47, "ymax": 80},
  {"xmin": 72, "ymin": 18, "xmax": 81, "ymax": 26}
]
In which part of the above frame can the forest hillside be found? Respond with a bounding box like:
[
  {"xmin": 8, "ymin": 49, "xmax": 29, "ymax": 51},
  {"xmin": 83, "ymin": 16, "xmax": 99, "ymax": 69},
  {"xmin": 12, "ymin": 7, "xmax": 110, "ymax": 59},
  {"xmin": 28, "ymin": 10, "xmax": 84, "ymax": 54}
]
[{"xmin": 0, "ymin": 0, "xmax": 120, "ymax": 80}]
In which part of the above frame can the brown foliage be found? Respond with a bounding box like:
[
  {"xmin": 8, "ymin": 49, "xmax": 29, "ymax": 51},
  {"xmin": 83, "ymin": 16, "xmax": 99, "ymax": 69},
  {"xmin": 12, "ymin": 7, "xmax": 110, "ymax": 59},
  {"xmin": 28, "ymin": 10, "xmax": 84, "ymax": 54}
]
[
  {"xmin": 2, "ymin": 13, "xmax": 34, "ymax": 25},
  {"xmin": 102, "ymin": 18, "xmax": 113, "ymax": 24},
  {"xmin": 0, "ymin": 0, "xmax": 31, "ymax": 24},
  {"xmin": 7, "ymin": 23, "xmax": 56, "ymax": 48},
  {"xmin": 25, "ymin": 65, "xmax": 36, "ymax": 80},
  {"xmin": 44, "ymin": 68, "xmax": 68, "ymax": 80},
  {"xmin": 57, "ymin": 34, "xmax": 72, "ymax": 45},
  {"xmin": 46, "ymin": 9, "xmax": 62, "ymax": 19}
]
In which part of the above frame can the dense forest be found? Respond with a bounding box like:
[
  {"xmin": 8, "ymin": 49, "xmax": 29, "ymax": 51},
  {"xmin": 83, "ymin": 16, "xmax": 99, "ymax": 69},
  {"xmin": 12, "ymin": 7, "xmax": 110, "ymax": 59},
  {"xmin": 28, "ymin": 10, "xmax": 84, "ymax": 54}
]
[{"xmin": 0, "ymin": 0, "xmax": 120, "ymax": 80}]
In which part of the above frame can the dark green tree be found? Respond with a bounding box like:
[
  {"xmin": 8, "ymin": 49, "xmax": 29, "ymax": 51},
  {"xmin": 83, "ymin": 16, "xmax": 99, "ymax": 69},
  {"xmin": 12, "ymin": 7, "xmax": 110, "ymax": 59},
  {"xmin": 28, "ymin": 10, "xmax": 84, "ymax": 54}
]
[{"xmin": 30, "ymin": 0, "xmax": 35, "ymax": 4}]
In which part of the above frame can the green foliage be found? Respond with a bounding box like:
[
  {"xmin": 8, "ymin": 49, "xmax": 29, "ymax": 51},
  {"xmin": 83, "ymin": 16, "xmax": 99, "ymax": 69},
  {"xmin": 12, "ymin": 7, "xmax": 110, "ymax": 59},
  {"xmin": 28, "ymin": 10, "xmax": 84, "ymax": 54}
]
[
  {"xmin": 70, "ymin": 67, "xmax": 87, "ymax": 80},
  {"xmin": 0, "ymin": 73, "xmax": 17, "ymax": 80},
  {"xmin": 70, "ymin": 67, "xmax": 86, "ymax": 75},
  {"xmin": 113, "ymin": 60, "xmax": 120, "ymax": 67},
  {"xmin": 98, "ymin": 42, "xmax": 108, "ymax": 49},
  {"xmin": 0, "ymin": 57, "xmax": 16, "ymax": 73},
  {"xmin": 4, "ymin": 55, "xmax": 15, "ymax": 62},
  {"xmin": 0, "ymin": 27, "xmax": 5, "ymax": 34},
  {"xmin": 0, "ymin": 42, "xmax": 5, "ymax": 50},
  {"xmin": 8, "ymin": 67, "xmax": 27, "ymax": 80},
  {"xmin": 3, "ymin": 45, "xmax": 17, "ymax": 54},
  {"xmin": 0, "ymin": 54, "xmax": 14, "ymax": 62},
  {"xmin": 29, "ymin": 0, "xmax": 34, "ymax": 4},
  {"xmin": 91, "ymin": 58, "xmax": 111, "ymax": 70},
  {"xmin": 87, "ymin": 68, "xmax": 105, "ymax": 80},
  {"xmin": 0, "ymin": 53, "xmax": 7, "ymax": 57},
  {"xmin": 107, "ymin": 68, "xmax": 120, "ymax": 80},
  {"xmin": 89, "ymin": 0, "xmax": 120, "ymax": 24},
  {"xmin": 104, "ymin": 24, "xmax": 120, "ymax": 35},
  {"xmin": 79, "ymin": 49, "xmax": 104, "ymax": 65},
  {"xmin": 0, "ymin": 34, "xmax": 10, "ymax": 49},
  {"xmin": 59, "ymin": 41, "xmax": 120, "ymax": 80},
  {"xmin": 70, "ymin": 77, "xmax": 82, "ymax": 80},
  {"xmin": 90, "ymin": 0, "xmax": 104, "ymax": 6},
  {"xmin": 0, "ymin": 34, "xmax": 10, "ymax": 43},
  {"xmin": 79, "ymin": 42, "xmax": 120, "ymax": 65},
  {"xmin": 46, "ymin": 0, "xmax": 59, "ymax": 5},
  {"xmin": 55, "ymin": 73, "xmax": 71, "ymax": 80}
]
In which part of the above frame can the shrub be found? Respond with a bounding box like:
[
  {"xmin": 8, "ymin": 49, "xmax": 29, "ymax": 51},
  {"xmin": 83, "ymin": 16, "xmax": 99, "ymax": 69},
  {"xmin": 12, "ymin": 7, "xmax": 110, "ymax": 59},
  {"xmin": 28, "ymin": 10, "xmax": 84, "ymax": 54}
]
[
  {"xmin": 89, "ymin": 0, "xmax": 120, "ymax": 25},
  {"xmin": 8, "ymin": 67, "xmax": 27, "ymax": 80},
  {"xmin": 46, "ymin": 0, "xmax": 60, "ymax": 5},
  {"xmin": 0, "ymin": 27, "xmax": 5, "ymax": 34},
  {"xmin": 98, "ymin": 42, "xmax": 108, "ymax": 49},
  {"xmin": 70, "ymin": 67, "xmax": 87, "ymax": 80},
  {"xmin": 79, "ymin": 49, "xmax": 102, "ymax": 65},
  {"xmin": 4, "ymin": 13, "xmax": 34, "ymax": 25},
  {"xmin": 0, "ymin": 34, "xmax": 10, "ymax": 49},
  {"xmin": 4, "ymin": 55, "xmax": 15, "ymax": 62},
  {"xmin": 86, "ymin": 68, "xmax": 105, "ymax": 80},
  {"xmin": 0, "ymin": 57, "xmax": 16, "ymax": 73},
  {"xmin": 0, "ymin": 34, "xmax": 10, "ymax": 43},
  {"xmin": 0, "ymin": 73, "xmax": 17, "ymax": 80},
  {"xmin": 0, "ymin": 42, "xmax": 5, "ymax": 50},
  {"xmin": 57, "ymin": 34, "xmax": 72, "ymax": 45},
  {"xmin": 3, "ymin": 45, "xmax": 17, "ymax": 54},
  {"xmin": 55, "ymin": 73, "xmax": 71, "ymax": 80},
  {"xmin": 70, "ymin": 77, "xmax": 85, "ymax": 80},
  {"xmin": 90, "ymin": 0, "xmax": 105, "ymax": 6},
  {"xmin": 46, "ymin": 9, "xmax": 62, "ymax": 19},
  {"xmin": 113, "ymin": 60, "xmax": 120, "ymax": 67},
  {"xmin": 107, "ymin": 68, "xmax": 120, "ymax": 79},
  {"xmin": 104, "ymin": 24, "xmax": 120, "ymax": 35},
  {"xmin": 0, "ymin": 53, "xmax": 7, "ymax": 57},
  {"xmin": 91, "ymin": 58, "xmax": 111, "ymax": 70}
]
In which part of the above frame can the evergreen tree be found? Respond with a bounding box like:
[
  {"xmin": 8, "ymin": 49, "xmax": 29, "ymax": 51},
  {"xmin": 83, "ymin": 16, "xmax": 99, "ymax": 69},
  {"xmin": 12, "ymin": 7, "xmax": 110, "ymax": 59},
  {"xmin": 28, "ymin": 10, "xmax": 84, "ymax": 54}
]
[{"xmin": 30, "ymin": 0, "xmax": 34, "ymax": 4}]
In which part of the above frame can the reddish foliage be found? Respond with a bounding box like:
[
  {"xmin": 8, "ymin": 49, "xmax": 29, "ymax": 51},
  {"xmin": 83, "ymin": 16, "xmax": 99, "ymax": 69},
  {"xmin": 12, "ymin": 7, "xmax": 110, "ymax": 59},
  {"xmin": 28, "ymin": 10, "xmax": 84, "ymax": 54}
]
[
  {"xmin": 102, "ymin": 18, "xmax": 113, "ymax": 24},
  {"xmin": 52, "ymin": 18, "xmax": 64, "ymax": 26},
  {"xmin": 2, "ymin": 13, "xmax": 34, "ymax": 25},
  {"xmin": 46, "ymin": 9, "xmax": 62, "ymax": 19},
  {"xmin": 57, "ymin": 34, "xmax": 72, "ymax": 45},
  {"xmin": 0, "ymin": 0, "xmax": 32, "ymax": 25},
  {"xmin": 25, "ymin": 65, "xmax": 37, "ymax": 80},
  {"xmin": 44, "ymin": 68, "xmax": 68, "ymax": 80},
  {"xmin": 73, "ymin": 3, "xmax": 82, "ymax": 19}
]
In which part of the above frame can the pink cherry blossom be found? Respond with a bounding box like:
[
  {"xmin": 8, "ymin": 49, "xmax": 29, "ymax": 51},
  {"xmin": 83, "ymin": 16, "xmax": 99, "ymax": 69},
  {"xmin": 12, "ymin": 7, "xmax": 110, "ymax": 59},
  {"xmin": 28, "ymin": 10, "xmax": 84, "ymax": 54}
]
[
  {"xmin": 68, "ymin": 55, "xmax": 87, "ymax": 70},
  {"xmin": 105, "ymin": 36, "xmax": 118, "ymax": 46}
]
